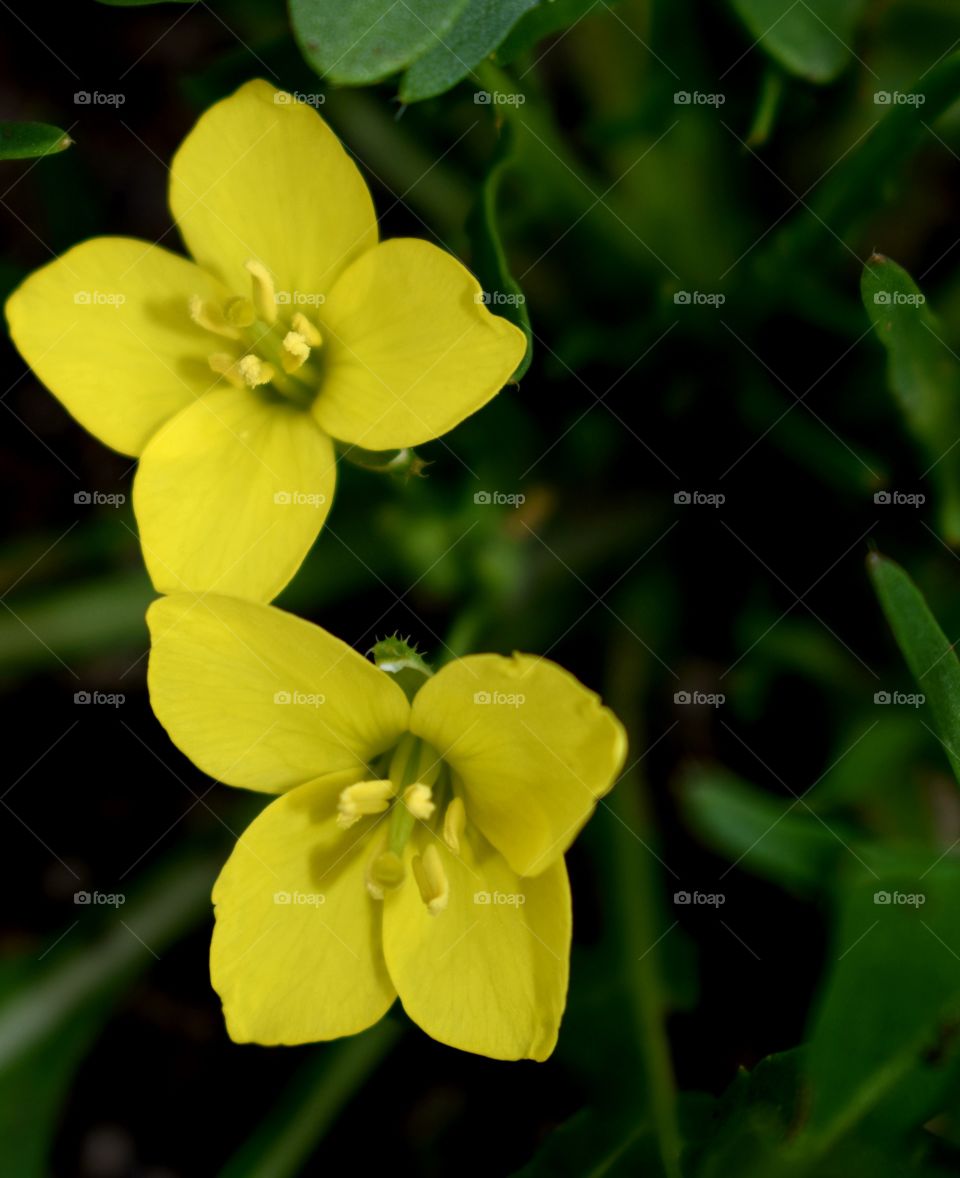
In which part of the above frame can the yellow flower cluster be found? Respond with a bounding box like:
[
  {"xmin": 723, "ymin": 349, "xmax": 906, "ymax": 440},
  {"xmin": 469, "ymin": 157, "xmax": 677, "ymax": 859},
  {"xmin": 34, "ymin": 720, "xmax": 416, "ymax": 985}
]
[{"xmin": 7, "ymin": 81, "xmax": 626, "ymax": 1061}]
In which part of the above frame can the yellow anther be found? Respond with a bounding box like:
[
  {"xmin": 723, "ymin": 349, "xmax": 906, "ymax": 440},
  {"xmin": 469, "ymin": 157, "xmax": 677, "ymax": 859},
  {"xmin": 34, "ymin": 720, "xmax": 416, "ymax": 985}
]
[
  {"xmin": 337, "ymin": 779, "xmax": 394, "ymax": 830},
  {"xmin": 224, "ymin": 296, "xmax": 255, "ymax": 327},
  {"xmin": 367, "ymin": 851, "xmax": 406, "ymax": 900},
  {"xmin": 281, "ymin": 330, "xmax": 311, "ymax": 374},
  {"xmin": 207, "ymin": 352, "xmax": 243, "ymax": 389},
  {"xmin": 189, "ymin": 295, "xmax": 240, "ymax": 340},
  {"xmin": 244, "ymin": 259, "xmax": 278, "ymax": 325},
  {"xmin": 442, "ymin": 796, "xmax": 466, "ymax": 854},
  {"xmin": 403, "ymin": 783, "xmax": 435, "ymax": 822},
  {"xmin": 412, "ymin": 843, "xmax": 449, "ymax": 915},
  {"xmin": 292, "ymin": 312, "xmax": 323, "ymax": 348},
  {"xmin": 237, "ymin": 354, "xmax": 275, "ymax": 389}
]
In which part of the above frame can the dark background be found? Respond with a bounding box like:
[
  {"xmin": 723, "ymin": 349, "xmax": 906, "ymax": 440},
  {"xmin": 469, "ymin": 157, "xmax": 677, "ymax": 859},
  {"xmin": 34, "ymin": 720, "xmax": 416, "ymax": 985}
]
[{"xmin": 3, "ymin": 0, "xmax": 960, "ymax": 1174}]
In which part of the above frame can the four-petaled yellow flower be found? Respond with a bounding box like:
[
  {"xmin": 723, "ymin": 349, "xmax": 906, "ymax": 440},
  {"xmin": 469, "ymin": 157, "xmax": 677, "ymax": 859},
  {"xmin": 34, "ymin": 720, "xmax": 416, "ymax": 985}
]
[
  {"xmin": 6, "ymin": 80, "xmax": 525, "ymax": 602},
  {"xmin": 146, "ymin": 595, "xmax": 626, "ymax": 1060}
]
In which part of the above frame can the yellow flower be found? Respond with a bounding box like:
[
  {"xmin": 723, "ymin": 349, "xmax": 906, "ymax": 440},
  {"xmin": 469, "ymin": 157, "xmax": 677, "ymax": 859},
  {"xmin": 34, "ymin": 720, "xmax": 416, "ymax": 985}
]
[
  {"xmin": 146, "ymin": 595, "xmax": 626, "ymax": 1060},
  {"xmin": 6, "ymin": 80, "xmax": 525, "ymax": 602}
]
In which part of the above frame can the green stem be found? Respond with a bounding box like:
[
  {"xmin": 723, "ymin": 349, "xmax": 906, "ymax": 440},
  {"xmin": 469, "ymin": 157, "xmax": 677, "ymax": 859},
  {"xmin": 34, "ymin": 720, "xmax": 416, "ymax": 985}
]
[{"xmin": 217, "ymin": 1020, "xmax": 403, "ymax": 1178}]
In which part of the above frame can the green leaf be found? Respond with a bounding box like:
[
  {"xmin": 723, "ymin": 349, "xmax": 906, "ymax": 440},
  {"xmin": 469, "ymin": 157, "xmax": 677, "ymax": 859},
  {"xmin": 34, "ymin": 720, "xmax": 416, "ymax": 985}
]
[
  {"xmin": 682, "ymin": 767, "xmax": 842, "ymax": 894},
  {"xmin": 399, "ymin": 0, "xmax": 540, "ymax": 103},
  {"xmin": 0, "ymin": 122, "xmax": 71, "ymax": 161},
  {"xmin": 0, "ymin": 847, "xmax": 221, "ymax": 1176},
  {"xmin": 804, "ymin": 854, "xmax": 960, "ymax": 1145},
  {"xmin": 466, "ymin": 122, "xmax": 533, "ymax": 379},
  {"xmin": 868, "ymin": 552, "xmax": 960, "ymax": 785},
  {"xmin": 496, "ymin": 0, "xmax": 603, "ymax": 65},
  {"xmin": 729, "ymin": 0, "xmax": 868, "ymax": 83},
  {"xmin": 290, "ymin": 0, "xmax": 470, "ymax": 86},
  {"xmin": 510, "ymin": 1107, "xmax": 655, "ymax": 1177},
  {"xmin": 862, "ymin": 254, "xmax": 960, "ymax": 542},
  {"xmin": 218, "ymin": 1021, "xmax": 402, "ymax": 1178}
]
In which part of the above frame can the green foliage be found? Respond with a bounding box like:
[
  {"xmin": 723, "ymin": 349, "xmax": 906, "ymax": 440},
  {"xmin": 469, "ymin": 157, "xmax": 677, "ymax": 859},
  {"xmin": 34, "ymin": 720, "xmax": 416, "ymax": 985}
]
[
  {"xmin": 0, "ymin": 122, "xmax": 71, "ymax": 160},
  {"xmin": 729, "ymin": 0, "xmax": 869, "ymax": 82}
]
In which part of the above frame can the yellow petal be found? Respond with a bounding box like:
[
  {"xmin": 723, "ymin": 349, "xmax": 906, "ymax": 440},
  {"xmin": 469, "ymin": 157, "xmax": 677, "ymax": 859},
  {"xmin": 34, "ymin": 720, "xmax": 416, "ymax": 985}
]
[
  {"xmin": 212, "ymin": 780, "xmax": 396, "ymax": 1044},
  {"xmin": 147, "ymin": 594, "xmax": 410, "ymax": 793},
  {"xmin": 383, "ymin": 830, "xmax": 570, "ymax": 1061},
  {"xmin": 133, "ymin": 386, "xmax": 334, "ymax": 601},
  {"xmin": 313, "ymin": 238, "xmax": 527, "ymax": 450},
  {"xmin": 170, "ymin": 79, "xmax": 377, "ymax": 301},
  {"xmin": 410, "ymin": 654, "xmax": 627, "ymax": 876},
  {"xmin": 5, "ymin": 237, "xmax": 226, "ymax": 457}
]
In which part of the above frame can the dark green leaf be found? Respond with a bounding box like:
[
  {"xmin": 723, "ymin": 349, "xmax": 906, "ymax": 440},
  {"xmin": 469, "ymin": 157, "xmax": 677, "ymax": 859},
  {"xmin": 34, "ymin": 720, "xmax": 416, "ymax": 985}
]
[
  {"xmin": 219, "ymin": 1021, "xmax": 403, "ymax": 1178},
  {"xmin": 804, "ymin": 854, "xmax": 960, "ymax": 1143},
  {"xmin": 290, "ymin": 0, "xmax": 470, "ymax": 86},
  {"xmin": 862, "ymin": 254, "xmax": 960, "ymax": 542},
  {"xmin": 0, "ymin": 122, "xmax": 71, "ymax": 161},
  {"xmin": 399, "ymin": 0, "xmax": 540, "ymax": 103},
  {"xmin": 868, "ymin": 553, "xmax": 960, "ymax": 785},
  {"xmin": 729, "ymin": 0, "xmax": 868, "ymax": 83},
  {"xmin": 466, "ymin": 122, "xmax": 533, "ymax": 379},
  {"xmin": 497, "ymin": 0, "xmax": 603, "ymax": 66},
  {"xmin": 682, "ymin": 766, "xmax": 842, "ymax": 893}
]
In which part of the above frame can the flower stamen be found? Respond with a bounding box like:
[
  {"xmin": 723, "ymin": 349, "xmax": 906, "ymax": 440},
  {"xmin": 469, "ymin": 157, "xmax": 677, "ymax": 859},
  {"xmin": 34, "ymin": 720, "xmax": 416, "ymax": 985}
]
[
  {"xmin": 403, "ymin": 783, "xmax": 435, "ymax": 822},
  {"xmin": 412, "ymin": 843, "xmax": 449, "ymax": 915},
  {"xmin": 237, "ymin": 354, "xmax": 275, "ymax": 389},
  {"xmin": 245, "ymin": 258, "xmax": 278, "ymax": 326},
  {"xmin": 281, "ymin": 330, "xmax": 311, "ymax": 374},
  {"xmin": 337, "ymin": 779, "xmax": 394, "ymax": 829},
  {"xmin": 442, "ymin": 796, "xmax": 466, "ymax": 854},
  {"xmin": 189, "ymin": 295, "xmax": 240, "ymax": 340}
]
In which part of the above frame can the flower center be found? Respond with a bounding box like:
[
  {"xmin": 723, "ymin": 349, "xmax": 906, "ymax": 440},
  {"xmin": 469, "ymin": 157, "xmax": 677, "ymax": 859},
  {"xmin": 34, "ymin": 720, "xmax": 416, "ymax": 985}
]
[
  {"xmin": 189, "ymin": 259, "xmax": 324, "ymax": 409},
  {"xmin": 336, "ymin": 733, "xmax": 466, "ymax": 917}
]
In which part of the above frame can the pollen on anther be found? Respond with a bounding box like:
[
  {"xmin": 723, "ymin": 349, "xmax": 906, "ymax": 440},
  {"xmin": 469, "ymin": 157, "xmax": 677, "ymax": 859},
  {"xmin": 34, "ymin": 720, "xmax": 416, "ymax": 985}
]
[{"xmin": 238, "ymin": 354, "xmax": 275, "ymax": 389}]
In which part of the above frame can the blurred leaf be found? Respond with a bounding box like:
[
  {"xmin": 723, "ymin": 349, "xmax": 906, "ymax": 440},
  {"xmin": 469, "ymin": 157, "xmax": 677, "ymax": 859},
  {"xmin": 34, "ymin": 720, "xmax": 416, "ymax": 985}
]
[
  {"xmin": 497, "ymin": 0, "xmax": 605, "ymax": 64},
  {"xmin": 862, "ymin": 255, "xmax": 960, "ymax": 542},
  {"xmin": 775, "ymin": 52, "xmax": 960, "ymax": 261},
  {"xmin": 868, "ymin": 553, "xmax": 960, "ymax": 785},
  {"xmin": 729, "ymin": 0, "xmax": 868, "ymax": 83},
  {"xmin": 466, "ymin": 122, "xmax": 533, "ymax": 379},
  {"xmin": 399, "ymin": 0, "xmax": 540, "ymax": 103},
  {"xmin": 290, "ymin": 0, "xmax": 470, "ymax": 85},
  {"xmin": 219, "ymin": 1021, "xmax": 403, "ymax": 1178},
  {"xmin": 511, "ymin": 1107, "xmax": 655, "ymax": 1177},
  {"xmin": 0, "ymin": 122, "xmax": 71, "ymax": 161},
  {"xmin": 804, "ymin": 854, "xmax": 960, "ymax": 1145},
  {"xmin": 0, "ymin": 847, "xmax": 221, "ymax": 1176},
  {"xmin": 682, "ymin": 766, "xmax": 842, "ymax": 894}
]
